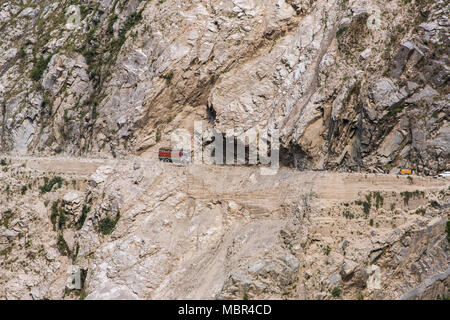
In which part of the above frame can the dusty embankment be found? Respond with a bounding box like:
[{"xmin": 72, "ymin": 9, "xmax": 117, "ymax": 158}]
[{"xmin": 1, "ymin": 156, "xmax": 448, "ymax": 300}]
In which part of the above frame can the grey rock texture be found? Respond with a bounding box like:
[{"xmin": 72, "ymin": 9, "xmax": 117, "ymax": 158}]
[{"xmin": 0, "ymin": 0, "xmax": 447, "ymax": 174}]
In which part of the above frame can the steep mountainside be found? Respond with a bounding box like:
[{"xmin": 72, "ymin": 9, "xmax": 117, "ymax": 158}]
[
  {"xmin": 0, "ymin": 0, "xmax": 448, "ymax": 173},
  {"xmin": 0, "ymin": 0, "xmax": 449, "ymax": 301}
]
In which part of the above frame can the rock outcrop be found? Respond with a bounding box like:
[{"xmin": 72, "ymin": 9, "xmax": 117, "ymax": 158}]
[{"xmin": 0, "ymin": 0, "xmax": 448, "ymax": 173}]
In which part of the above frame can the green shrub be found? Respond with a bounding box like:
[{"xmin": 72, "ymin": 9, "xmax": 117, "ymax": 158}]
[
  {"xmin": 356, "ymin": 193, "xmax": 372, "ymax": 215},
  {"xmin": 415, "ymin": 208, "xmax": 426, "ymax": 215},
  {"xmin": 342, "ymin": 210, "xmax": 354, "ymax": 219},
  {"xmin": 58, "ymin": 209, "xmax": 67, "ymax": 230},
  {"xmin": 123, "ymin": 10, "xmax": 143, "ymax": 31},
  {"xmin": 331, "ymin": 287, "xmax": 341, "ymax": 297},
  {"xmin": 98, "ymin": 212, "xmax": 120, "ymax": 235},
  {"xmin": 31, "ymin": 56, "xmax": 51, "ymax": 81},
  {"xmin": 155, "ymin": 128, "xmax": 161, "ymax": 142},
  {"xmin": 39, "ymin": 176, "xmax": 63, "ymax": 194},
  {"xmin": 57, "ymin": 234, "xmax": 71, "ymax": 257},
  {"xmin": 161, "ymin": 72, "xmax": 174, "ymax": 85},
  {"xmin": 407, "ymin": 176, "xmax": 413, "ymax": 184},
  {"xmin": 0, "ymin": 211, "xmax": 12, "ymax": 228},
  {"xmin": 50, "ymin": 201, "xmax": 59, "ymax": 230},
  {"xmin": 76, "ymin": 205, "xmax": 90, "ymax": 230},
  {"xmin": 400, "ymin": 190, "xmax": 424, "ymax": 205},
  {"xmin": 373, "ymin": 192, "xmax": 384, "ymax": 209},
  {"xmin": 362, "ymin": 201, "xmax": 370, "ymax": 215},
  {"xmin": 430, "ymin": 200, "xmax": 440, "ymax": 209}
]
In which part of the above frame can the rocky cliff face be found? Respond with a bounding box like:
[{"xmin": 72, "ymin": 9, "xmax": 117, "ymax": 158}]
[
  {"xmin": 0, "ymin": 0, "xmax": 449, "ymax": 300},
  {"xmin": 0, "ymin": 0, "xmax": 448, "ymax": 173}
]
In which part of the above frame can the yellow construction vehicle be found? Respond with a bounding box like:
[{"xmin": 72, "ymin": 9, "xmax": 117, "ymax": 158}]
[{"xmin": 400, "ymin": 169, "xmax": 412, "ymax": 175}]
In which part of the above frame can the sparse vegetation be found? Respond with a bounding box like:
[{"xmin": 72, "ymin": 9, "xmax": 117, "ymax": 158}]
[
  {"xmin": 161, "ymin": 72, "xmax": 174, "ymax": 85},
  {"xmin": 57, "ymin": 234, "xmax": 71, "ymax": 257},
  {"xmin": 342, "ymin": 210, "xmax": 354, "ymax": 219},
  {"xmin": 76, "ymin": 205, "xmax": 90, "ymax": 230},
  {"xmin": 373, "ymin": 192, "xmax": 384, "ymax": 209},
  {"xmin": 98, "ymin": 212, "xmax": 120, "ymax": 235},
  {"xmin": 446, "ymin": 221, "xmax": 450, "ymax": 243},
  {"xmin": 336, "ymin": 13, "xmax": 369, "ymax": 55},
  {"xmin": 415, "ymin": 208, "xmax": 426, "ymax": 215},
  {"xmin": 400, "ymin": 190, "xmax": 424, "ymax": 205},
  {"xmin": 155, "ymin": 128, "xmax": 162, "ymax": 142},
  {"xmin": 39, "ymin": 176, "xmax": 63, "ymax": 194},
  {"xmin": 331, "ymin": 287, "xmax": 341, "ymax": 297},
  {"xmin": 355, "ymin": 196, "xmax": 371, "ymax": 215},
  {"xmin": 0, "ymin": 211, "xmax": 13, "ymax": 228},
  {"xmin": 50, "ymin": 201, "xmax": 59, "ymax": 230},
  {"xmin": 430, "ymin": 200, "xmax": 440, "ymax": 209},
  {"xmin": 31, "ymin": 56, "xmax": 52, "ymax": 81},
  {"xmin": 58, "ymin": 210, "xmax": 67, "ymax": 230}
]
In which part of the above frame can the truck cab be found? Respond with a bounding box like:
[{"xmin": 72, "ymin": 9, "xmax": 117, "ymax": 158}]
[{"xmin": 158, "ymin": 148, "xmax": 191, "ymax": 164}]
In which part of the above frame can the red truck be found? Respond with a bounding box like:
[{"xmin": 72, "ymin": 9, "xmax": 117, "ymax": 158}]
[{"xmin": 158, "ymin": 148, "xmax": 191, "ymax": 164}]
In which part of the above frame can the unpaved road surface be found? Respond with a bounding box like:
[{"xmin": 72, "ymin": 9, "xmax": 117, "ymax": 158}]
[{"xmin": 3, "ymin": 155, "xmax": 449, "ymax": 215}]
